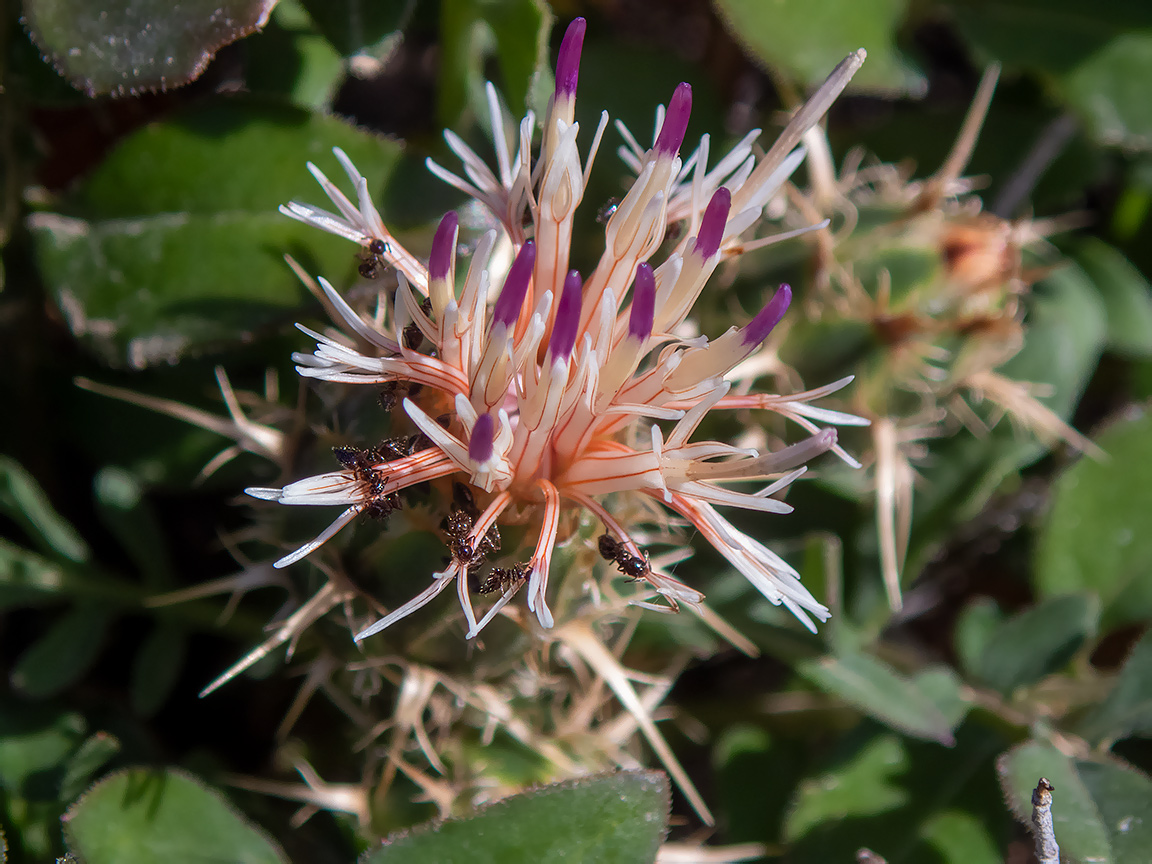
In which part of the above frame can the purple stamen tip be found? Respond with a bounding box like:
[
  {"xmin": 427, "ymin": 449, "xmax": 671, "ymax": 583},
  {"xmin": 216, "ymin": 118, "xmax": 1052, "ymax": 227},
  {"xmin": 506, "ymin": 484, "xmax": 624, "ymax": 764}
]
[
  {"xmin": 741, "ymin": 284, "xmax": 792, "ymax": 348},
  {"xmin": 469, "ymin": 412, "xmax": 496, "ymax": 463},
  {"xmin": 555, "ymin": 18, "xmax": 586, "ymax": 99},
  {"xmin": 492, "ymin": 241, "xmax": 536, "ymax": 328},
  {"xmin": 551, "ymin": 270, "xmax": 583, "ymax": 362},
  {"xmin": 694, "ymin": 187, "xmax": 731, "ymax": 258},
  {"xmin": 628, "ymin": 263, "xmax": 655, "ymax": 341},
  {"xmin": 429, "ymin": 212, "xmax": 458, "ymax": 281},
  {"xmin": 654, "ymin": 83, "xmax": 692, "ymax": 156}
]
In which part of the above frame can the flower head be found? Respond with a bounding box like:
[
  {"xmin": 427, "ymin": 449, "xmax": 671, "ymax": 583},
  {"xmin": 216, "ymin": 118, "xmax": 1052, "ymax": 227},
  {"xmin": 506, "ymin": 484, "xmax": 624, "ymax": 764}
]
[{"xmin": 263, "ymin": 20, "xmax": 867, "ymax": 640}]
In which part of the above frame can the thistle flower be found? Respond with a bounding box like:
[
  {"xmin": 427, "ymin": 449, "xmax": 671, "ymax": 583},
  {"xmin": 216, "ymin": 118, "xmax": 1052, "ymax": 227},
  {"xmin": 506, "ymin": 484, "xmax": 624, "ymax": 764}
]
[{"xmin": 259, "ymin": 20, "xmax": 868, "ymax": 641}]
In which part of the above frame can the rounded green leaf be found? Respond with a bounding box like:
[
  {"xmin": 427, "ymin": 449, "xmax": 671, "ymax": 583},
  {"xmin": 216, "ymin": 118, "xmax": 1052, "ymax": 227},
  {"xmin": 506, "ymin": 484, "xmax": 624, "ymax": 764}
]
[
  {"xmin": 1075, "ymin": 238, "xmax": 1152, "ymax": 357},
  {"xmin": 1064, "ymin": 33, "xmax": 1152, "ymax": 152},
  {"xmin": 31, "ymin": 101, "xmax": 402, "ymax": 366},
  {"xmin": 0, "ymin": 458, "xmax": 88, "ymax": 563},
  {"xmin": 63, "ymin": 768, "xmax": 286, "ymax": 864},
  {"xmin": 712, "ymin": 0, "xmax": 923, "ymax": 95},
  {"xmin": 361, "ymin": 771, "xmax": 669, "ymax": 864},
  {"xmin": 1035, "ymin": 408, "xmax": 1152, "ymax": 628},
  {"xmin": 23, "ymin": 0, "xmax": 275, "ymax": 96},
  {"xmin": 997, "ymin": 740, "xmax": 1110, "ymax": 864}
]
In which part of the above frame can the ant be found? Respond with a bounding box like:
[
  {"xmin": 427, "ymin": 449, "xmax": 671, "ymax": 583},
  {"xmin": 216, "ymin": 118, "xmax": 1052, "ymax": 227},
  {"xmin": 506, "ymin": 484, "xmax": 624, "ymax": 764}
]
[
  {"xmin": 378, "ymin": 381, "xmax": 424, "ymax": 411},
  {"xmin": 358, "ymin": 238, "xmax": 389, "ymax": 279},
  {"xmin": 333, "ymin": 445, "xmax": 403, "ymax": 521},
  {"xmin": 402, "ymin": 298, "xmax": 434, "ymax": 352},
  {"xmin": 476, "ymin": 562, "xmax": 531, "ymax": 595},
  {"xmin": 597, "ymin": 533, "xmax": 650, "ymax": 579},
  {"xmin": 442, "ymin": 505, "xmax": 500, "ymax": 574}
]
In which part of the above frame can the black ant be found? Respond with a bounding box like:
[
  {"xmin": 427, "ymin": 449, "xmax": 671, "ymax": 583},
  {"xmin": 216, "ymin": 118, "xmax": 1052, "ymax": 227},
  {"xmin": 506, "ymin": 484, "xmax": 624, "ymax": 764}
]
[
  {"xmin": 476, "ymin": 562, "xmax": 531, "ymax": 595},
  {"xmin": 333, "ymin": 445, "xmax": 402, "ymax": 521},
  {"xmin": 378, "ymin": 381, "xmax": 426, "ymax": 412},
  {"xmin": 598, "ymin": 533, "xmax": 650, "ymax": 579},
  {"xmin": 443, "ymin": 506, "xmax": 500, "ymax": 573},
  {"xmin": 358, "ymin": 238, "xmax": 389, "ymax": 279},
  {"xmin": 401, "ymin": 298, "xmax": 434, "ymax": 352}
]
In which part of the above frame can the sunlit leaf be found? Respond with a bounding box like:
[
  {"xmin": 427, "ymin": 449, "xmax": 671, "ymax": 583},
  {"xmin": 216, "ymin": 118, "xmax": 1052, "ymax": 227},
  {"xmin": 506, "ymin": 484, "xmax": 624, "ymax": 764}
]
[
  {"xmin": 1075, "ymin": 238, "xmax": 1152, "ymax": 357},
  {"xmin": 361, "ymin": 771, "xmax": 668, "ymax": 864},
  {"xmin": 63, "ymin": 768, "xmax": 287, "ymax": 864},
  {"xmin": 30, "ymin": 100, "xmax": 402, "ymax": 367},
  {"xmin": 23, "ymin": 0, "xmax": 276, "ymax": 96},
  {"xmin": 1034, "ymin": 408, "xmax": 1152, "ymax": 628},
  {"xmin": 712, "ymin": 0, "xmax": 922, "ymax": 94}
]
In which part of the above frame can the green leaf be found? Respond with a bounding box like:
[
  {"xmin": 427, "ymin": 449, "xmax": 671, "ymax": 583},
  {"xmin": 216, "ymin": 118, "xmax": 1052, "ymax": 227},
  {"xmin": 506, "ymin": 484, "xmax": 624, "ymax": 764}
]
[
  {"xmin": 299, "ymin": 0, "xmax": 413, "ymax": 57},
  {"xmin": 1077, "ymin": 759, "xmax": 1152, "ymax": 863},
  {"xmin": 360, "ymin": 771, "xmax": 669, "ymax": 864},
  {"xmin": 954, "ymin": 599, "xmax": 1003, "ymax": 681},
  {"xmin": 23, "ymin": 0, "xmax": 275, "ymax": 96},
  {"xmin": 944, "ymin": 0, "xmax": 1152, "ymax": 76},
  {"xmin": 130, "ymin": 624, "xmax": 187, "ymax": 718},
  {"xmin": 59, "ymin": 733, "xmax": 121, "ymax": 803},
  {"xmin": 918, "ymin": 810, "xmax": 1000, "ymax": 864},
  {"xmin": 1064, "ymin": 33, "xmax": 1152, "ymax": 152},
  {"xmin": 1077, "ymin": 630, "xmax": 1152, "ymax": 744},
  {"xmin": 242, "ymin": 9, "xmax": 347, "ymax": 109},
  {"xmin": 0, "ymin": 539, "xmax": 69, "ymax": 609},
  {"xmin": 10, "ymin": 604, "xmax": 114, "ymax": 698},
  {"xmin": 997, "ymin": 740, "xmax": 1111, "ymax": 864},
  {"xmin": 94, "ymin": 467, "xmax": 173, "ymax": 586},
  {"xmin": 974, "ymin": 594, "xmax": 1098, "ymax": 694},
  {"xmin": 0, "ymin": 458, "xmax": 88, "ymax": 563},
  {"xmin": 1035, "ymin": 408, "xmax": 1152, "ymax": 628},
  {"xmin": 711, "ymin": 0, "xmax": 922, "ymax": 95},
  {"xmin": 999, "ymin": 741, "xmax": 1152, "ymax": 864},
  {"xmin": 785, "ymin": 734, "xmax": 908, "ymax": 842},
  {"xmin": 31, "ymin": 100, "xmax": 402, "ymax": 366},
  {"xmin": 63, "ymin": 768, "xmax": 287, "ymax": 864},
  {"xmin": 438, "ymin": 0, "xmax": 552, "ymax": 126},
  {"xmin": 0, "ymin": 710, "xmax": 86, "ymax": 795},
  {"xmin": 1075, "ymin": 239, "xmax": 1152, "ymax": 357},
  {"xmin": 796, "ymin": 652, "xmax": 957, "ymax": 744}
]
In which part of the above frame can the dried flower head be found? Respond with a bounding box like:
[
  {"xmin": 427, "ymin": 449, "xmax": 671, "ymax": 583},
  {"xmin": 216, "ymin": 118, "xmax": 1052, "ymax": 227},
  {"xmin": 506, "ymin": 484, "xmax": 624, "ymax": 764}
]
[{"xmin": 255, "ymin": 20, "xmax": 868, "ymax": 641}]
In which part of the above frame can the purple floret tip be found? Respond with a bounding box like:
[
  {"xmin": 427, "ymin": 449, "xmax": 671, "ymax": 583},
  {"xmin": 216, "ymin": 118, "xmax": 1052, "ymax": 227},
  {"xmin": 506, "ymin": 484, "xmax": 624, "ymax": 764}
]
[
  {"xmin": 551, "ymin": 270, "xmax": 583, "ymax": 362},
  {"xmin": 429, "ymin": 212, "xmax": 458, "ymax": 281},
  {"xmin": 555, "ymin": 18, "xmax": 586, "ymax": 99},
  {"xmin": 468, "ymin": 413, "xmax": 496, "ymax": 463},
  {"xmin": 492, "ymin": 241, "xmax": 536, "ymax": 328},
  {"xmin": 654, "ymin": 83, "xmax": 692, "ymax": 155},
  {"xmin": 628, "ymin": 263, "xmax": 655, "ymax": 341},
  {"xmin": 693, "ymin": 187, "xmax": 731, "ymax": 257},
  {"xmin": 742, "ymin": 284, "xmax": 792, "ymax": 348}
]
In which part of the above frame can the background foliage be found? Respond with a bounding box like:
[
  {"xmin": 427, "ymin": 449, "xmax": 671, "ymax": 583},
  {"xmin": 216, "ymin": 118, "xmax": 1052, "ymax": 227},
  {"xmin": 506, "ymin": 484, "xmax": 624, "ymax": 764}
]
[{"xmin": 3, "ymin": 0, "xmax": 1152, "ymax": 861}]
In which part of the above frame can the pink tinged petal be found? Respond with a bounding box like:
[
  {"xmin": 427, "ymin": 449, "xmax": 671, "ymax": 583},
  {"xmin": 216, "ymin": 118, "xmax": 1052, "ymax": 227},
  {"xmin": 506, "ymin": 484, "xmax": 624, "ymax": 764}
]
[
  {"xmin": 654, "ymin": 83, "xmax": 692, "ymax": 156},
  {"xmin": 429, "ymin": 211, "xmax": 458, "ymax": 281},
  {"xmin": 551, "ymin": 269, "xmax": 583, "ymax": 362},
  {"xmin": 741, "ymin": 283, "xmax": 792, "ymax": 349},
  {"xmin": 492, "ymin": 240, "xmax": 536, "ymax": 328},
  {"xmin": 628, "ymin": 263, "xmax": 656, "ymax": 341},
  {"xmin": 468, "ymin": 411, "xmax": 496, "ymax": 463},
  {"xmin": 554, "ymin": 18, "xmax": 586, "ymax": 99},
  {"xmin": 693, "ymin": 187, "xmax": 731, "ymax": 258}
]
